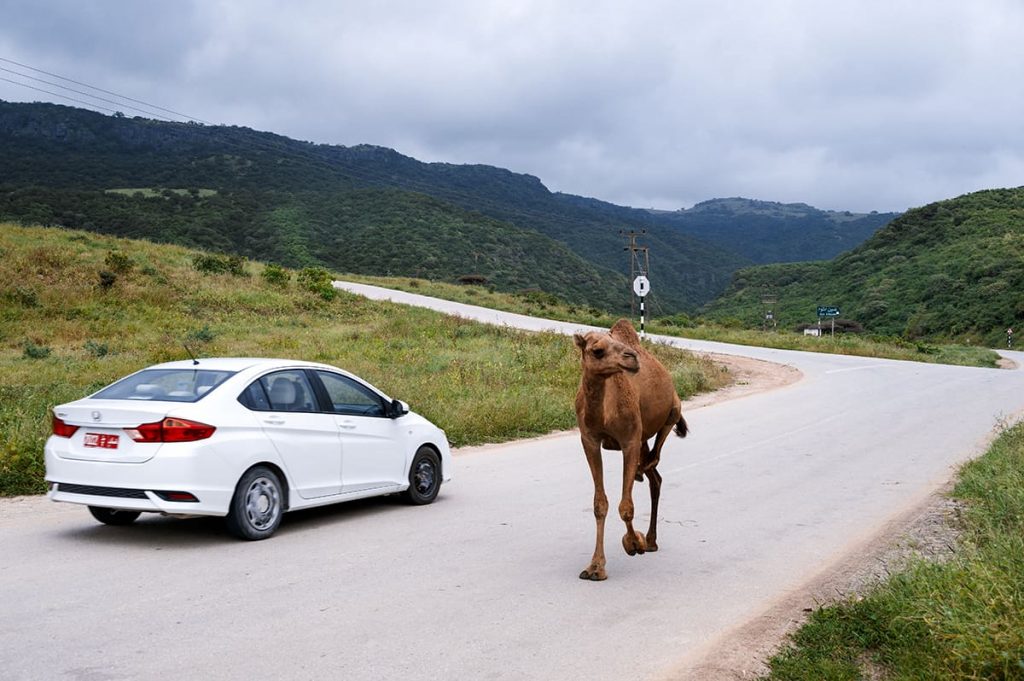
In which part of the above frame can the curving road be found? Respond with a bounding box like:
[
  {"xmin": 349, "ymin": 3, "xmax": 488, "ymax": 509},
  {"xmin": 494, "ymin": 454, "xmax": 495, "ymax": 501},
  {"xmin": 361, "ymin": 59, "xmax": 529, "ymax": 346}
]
[{"xmin": 1, "ymin": 281, "xmax": 1021, "ymax": 681}]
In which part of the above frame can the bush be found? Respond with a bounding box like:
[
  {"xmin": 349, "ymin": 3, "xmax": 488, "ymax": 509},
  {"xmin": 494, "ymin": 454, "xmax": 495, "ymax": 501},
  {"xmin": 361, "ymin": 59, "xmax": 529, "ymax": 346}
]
[
  {"xmin": 515, "ymin": 289, "xmax": 564, "ymax": 308},
  {"xmin": 22, "ymin": 341, "xmax": 51, "ymax": 359},
  {"xmin": 104, "ymin": 250, "xmax": 133, "ymax": 274},
  {"xmin": 260, "ymin": 263, "xmax": 290, "ymax": 287},
  {"xmin": 297, "ymin": 267, "xmax": 337, "ymax": 301},
  {"xmin": 97, "ymin": 271, "xmax": 117, "ymax": 290},
  {"xmin": 187, "ymin": 325, "xmax": 216, "ymax": 343},
  {"xmin": 193, "ymin": 253, "xmax": 248, "ymax": 277},
  {"xmin": 83, "ymin": 340, "xmax": 109, "ymax": 358},
  {"xmin": 5, "ymin": 286, "xmax": 39, "ymax": 308}
]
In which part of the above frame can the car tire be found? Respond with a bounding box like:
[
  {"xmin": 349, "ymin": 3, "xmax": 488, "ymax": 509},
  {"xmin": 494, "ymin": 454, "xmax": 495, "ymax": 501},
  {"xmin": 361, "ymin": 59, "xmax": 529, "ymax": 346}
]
[
  {"xmin": 88, "ymin": 506, "xmax": 141, "ymax": 526},
  {"xmin": 225, "ymin": 466, "xmax": 284, "ymax": 540},
  {"xmin": 403, "ymin": 446, "xmax": 441, "ymax": 505}
]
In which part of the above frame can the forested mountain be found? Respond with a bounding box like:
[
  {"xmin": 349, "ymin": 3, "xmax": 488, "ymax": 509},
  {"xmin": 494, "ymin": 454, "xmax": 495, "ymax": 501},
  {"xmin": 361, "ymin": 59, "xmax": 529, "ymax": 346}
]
[
  {"xmin": 0, "ymin": 100, "xmax": 753, "ymax": 312},
  {"xmin": 705, "ymin": 188, "xmax": 1024, "ymax": 344},
  {"xmin": 651, "ymin": 198, "xmax": 899, "ymax": 263}
]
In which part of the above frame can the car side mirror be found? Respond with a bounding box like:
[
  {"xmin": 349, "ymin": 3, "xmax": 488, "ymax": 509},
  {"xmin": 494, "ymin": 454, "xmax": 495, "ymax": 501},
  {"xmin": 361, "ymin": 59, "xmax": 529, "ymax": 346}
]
[{"xmin": 389, "ymin": 399, "xmax": 409, "ymax": 419}]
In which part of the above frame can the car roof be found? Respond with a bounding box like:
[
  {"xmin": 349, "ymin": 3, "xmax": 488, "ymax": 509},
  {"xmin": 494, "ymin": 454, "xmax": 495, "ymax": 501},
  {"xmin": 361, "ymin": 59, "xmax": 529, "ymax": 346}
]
[{"xmin": 144, "ymin": 358, "xmax": 336, "ymax": 372}]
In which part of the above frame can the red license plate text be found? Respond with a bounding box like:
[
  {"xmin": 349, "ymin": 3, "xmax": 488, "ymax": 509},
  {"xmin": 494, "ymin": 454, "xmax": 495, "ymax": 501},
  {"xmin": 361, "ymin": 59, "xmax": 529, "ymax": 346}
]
[{"xmin": 84, "ymin": 433, "xmax": 120, "ymax": 449}]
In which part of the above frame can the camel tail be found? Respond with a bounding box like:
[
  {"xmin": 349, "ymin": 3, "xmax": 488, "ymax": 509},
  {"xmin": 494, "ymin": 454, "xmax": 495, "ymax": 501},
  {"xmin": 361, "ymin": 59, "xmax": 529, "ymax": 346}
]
[{"xmin": 675, "ymin": 415, "xmax": 689, "ymax": 438}]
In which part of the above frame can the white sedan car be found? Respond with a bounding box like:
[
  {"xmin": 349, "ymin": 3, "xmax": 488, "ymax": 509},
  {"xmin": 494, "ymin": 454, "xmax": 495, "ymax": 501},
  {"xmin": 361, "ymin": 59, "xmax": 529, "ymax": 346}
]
[{"xmin": 45, "ymin": 358, "xmax": 452, "ymax": 539}]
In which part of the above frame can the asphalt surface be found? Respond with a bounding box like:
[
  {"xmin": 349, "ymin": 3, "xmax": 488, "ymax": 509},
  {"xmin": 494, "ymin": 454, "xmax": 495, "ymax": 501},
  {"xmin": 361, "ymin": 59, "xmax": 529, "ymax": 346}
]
[{"xmin": 1, "ymin": 282, "xmax": 1021, "ymax": 681}]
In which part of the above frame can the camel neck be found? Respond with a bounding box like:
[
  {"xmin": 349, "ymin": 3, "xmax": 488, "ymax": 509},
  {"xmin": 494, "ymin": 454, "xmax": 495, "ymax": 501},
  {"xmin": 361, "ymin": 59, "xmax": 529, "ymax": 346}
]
[{"xmin": 580, "ymin": 371, "xmax": 610, "ymax": 419}]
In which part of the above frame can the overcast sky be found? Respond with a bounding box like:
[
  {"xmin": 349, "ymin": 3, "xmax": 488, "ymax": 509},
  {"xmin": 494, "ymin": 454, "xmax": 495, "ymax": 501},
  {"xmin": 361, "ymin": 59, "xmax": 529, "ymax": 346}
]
[{"xmin": 1, "ymin": 0, "xmax": 1022, "ymax": 212}]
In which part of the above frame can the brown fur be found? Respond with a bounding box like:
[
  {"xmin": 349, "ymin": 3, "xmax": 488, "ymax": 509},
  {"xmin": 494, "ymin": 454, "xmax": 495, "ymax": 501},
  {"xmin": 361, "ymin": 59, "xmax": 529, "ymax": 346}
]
[{"xmin": 573, "ymin": 319, "xmax": 688, "ymax": 581}]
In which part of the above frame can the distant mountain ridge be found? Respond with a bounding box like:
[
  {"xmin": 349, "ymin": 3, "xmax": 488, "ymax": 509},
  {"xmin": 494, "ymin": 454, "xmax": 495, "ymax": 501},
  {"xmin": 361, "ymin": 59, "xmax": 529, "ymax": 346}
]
[
  {"xmin": 651, "ymin": 197, "xmax": 900, "ymax": 264},
  {"xmin": 0, "ymin": 99, "xmax": 894, "ymax": 311}
]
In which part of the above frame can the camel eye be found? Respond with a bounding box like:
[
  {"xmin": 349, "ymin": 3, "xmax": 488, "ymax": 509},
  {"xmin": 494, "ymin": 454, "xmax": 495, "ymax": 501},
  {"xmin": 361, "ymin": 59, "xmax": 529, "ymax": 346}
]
[{"xmin": 592, "ymin": 348, "xmax": 605, "ymax": 359}]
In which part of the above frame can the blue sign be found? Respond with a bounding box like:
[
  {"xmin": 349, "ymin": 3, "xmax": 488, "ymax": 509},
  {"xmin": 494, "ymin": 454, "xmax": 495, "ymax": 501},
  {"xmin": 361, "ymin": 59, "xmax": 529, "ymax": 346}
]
[{"xmin": 817, "ymin": 306, "xmax": 840, "ymax": 317}]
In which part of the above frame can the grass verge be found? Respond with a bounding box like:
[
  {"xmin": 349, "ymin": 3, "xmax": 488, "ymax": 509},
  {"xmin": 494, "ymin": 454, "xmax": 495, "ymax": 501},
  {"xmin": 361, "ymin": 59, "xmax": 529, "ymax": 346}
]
[
  {"xmin": 0, "ymin": 224, "xmax": 729, "ymax": 496},
  {"xmin": 762, "ymin": 420, "xmax": 1024, "ymax": 680},
  {"xmin": 344, "ymin": 275, "xmax": 1002, "ymax": 368}
]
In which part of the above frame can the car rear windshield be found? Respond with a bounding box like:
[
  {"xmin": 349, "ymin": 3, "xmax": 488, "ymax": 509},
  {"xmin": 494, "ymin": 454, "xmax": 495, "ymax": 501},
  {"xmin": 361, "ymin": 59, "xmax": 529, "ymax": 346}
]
[{"xmin": 91, "ymin": 369, "xmax": 236, "ymax": 403}]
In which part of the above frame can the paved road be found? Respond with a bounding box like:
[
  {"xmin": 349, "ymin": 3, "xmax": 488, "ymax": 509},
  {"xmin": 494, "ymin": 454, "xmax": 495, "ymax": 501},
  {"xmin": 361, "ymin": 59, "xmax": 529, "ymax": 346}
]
[{"xmin": 2, "ymin": 283, "xmax": 1021, "ymax": 681}]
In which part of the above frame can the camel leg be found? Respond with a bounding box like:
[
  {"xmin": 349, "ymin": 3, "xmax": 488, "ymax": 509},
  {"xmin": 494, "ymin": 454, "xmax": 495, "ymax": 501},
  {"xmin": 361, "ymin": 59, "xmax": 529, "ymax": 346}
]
[
  {"xmin": 634, "ymin": 440, "xmax": 651, "ymax": 482},
  {"xmin": 580, "ymin": 436, "xmax": 609, "ymax": 581},
  {"xmin": 620, "ymin": 441, "xmax": 647, "ymax": 556},
  {"xmin": 644, "ymin": 416, "xmax": 678, "ymax": 476},
  {"xmin": 645, "ymin": 466, "xmax": 662, "ymax": 551}
]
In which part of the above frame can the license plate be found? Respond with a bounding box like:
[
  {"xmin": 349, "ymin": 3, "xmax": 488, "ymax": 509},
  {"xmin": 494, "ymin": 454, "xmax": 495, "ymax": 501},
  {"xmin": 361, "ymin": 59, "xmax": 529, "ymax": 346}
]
[{"xmin": 84, "ymin": 433, "xmax": 120, "ymax": 449}]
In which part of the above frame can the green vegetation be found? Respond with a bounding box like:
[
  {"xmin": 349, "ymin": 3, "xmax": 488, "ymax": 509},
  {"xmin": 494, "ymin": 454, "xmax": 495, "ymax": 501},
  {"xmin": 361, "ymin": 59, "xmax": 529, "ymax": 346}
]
[
  {"xmin": 762, "ymin": 420, "xmax": 1024, "ymax": 680},
  {"xmin": 0, "ymin": 223, "xmax": 729, "ymax": 496},
  {"xmin": 342, "ymin": 274, "xmax": 1001, "ymax": 368},
  {"xmin": 707, "ymin": 188, "xmax": 1024, "ymax": 346},
  {"xmin": 0, "ymin": 99, "xmax": 760, "ymax": 312}
]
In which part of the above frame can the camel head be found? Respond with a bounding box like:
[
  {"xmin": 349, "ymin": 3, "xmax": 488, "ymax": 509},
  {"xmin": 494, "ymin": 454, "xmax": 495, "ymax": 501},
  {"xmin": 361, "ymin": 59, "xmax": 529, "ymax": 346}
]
[{"xmin": 574, "ymin": 331, "xmax": 640, "ymax": 376}]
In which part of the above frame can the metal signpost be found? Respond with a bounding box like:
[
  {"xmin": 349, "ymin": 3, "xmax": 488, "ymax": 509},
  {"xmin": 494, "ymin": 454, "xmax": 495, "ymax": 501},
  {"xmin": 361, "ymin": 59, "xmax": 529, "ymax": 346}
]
[
  {"xmin": 634, "ymin": 275, "xmax": 650, "ymax": 339},
  {"xmin": 817, "ymin": 306, "xmax": 840, "ymax": 337}
]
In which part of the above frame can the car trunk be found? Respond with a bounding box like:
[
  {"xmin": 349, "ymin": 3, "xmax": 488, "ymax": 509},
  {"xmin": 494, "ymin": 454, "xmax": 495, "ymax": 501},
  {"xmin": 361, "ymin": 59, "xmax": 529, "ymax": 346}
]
[{"xmin": 53, "ymin": 400, "xmax": 174, "ymax": 463}]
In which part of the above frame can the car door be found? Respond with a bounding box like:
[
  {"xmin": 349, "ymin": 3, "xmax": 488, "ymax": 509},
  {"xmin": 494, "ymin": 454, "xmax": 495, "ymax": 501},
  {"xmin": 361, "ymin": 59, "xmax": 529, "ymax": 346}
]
[
  {"xmin": 242, "ymin": 369, "xmax": 342, "ymax": 499},
  {"xmin": 312, "ymin": 370, "xmax": 406, "ymax": 494}
]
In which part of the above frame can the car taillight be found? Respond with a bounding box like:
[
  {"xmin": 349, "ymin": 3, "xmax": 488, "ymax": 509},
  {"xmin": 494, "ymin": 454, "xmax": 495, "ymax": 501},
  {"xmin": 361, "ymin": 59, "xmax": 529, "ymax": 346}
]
[
  {"xmin": 52, "ymin": 415, "xmax": 80, "ymax": 438},
  {"xmin": 126, "ymin": 418, "xmax": 216, "ymax": 443}
]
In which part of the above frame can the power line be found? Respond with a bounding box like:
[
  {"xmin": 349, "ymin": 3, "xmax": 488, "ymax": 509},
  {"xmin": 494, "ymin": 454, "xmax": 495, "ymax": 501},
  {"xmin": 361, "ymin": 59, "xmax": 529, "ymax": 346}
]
[
  {"xmin": 0, "ymin": 65, "xmax": 178, "ymax": 122},
  {"xmin": 0, "ymin": 56, "xmax": 208, "ymax": 123},
  {"xmin": 0, "ymin": 76, "xmax": 122, "ymax": 115}
]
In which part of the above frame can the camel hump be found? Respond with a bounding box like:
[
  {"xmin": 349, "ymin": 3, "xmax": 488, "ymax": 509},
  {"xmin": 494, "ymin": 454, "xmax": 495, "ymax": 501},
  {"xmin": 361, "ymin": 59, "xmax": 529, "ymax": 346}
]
[{"xmin": 609, "ymin": 318, "xmax": 642, "ymax": 350}]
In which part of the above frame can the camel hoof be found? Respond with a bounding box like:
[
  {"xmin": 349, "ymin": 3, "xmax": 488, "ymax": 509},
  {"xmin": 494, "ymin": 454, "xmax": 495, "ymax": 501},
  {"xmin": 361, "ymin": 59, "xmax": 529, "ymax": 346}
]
[
  {"xmin": 579, "ymin": 567, "xmax": 607, "ymax": 581},
  {"xmin": 622, "ymin": 531, "xmax": 647, "ymax": 556},
  {"xmin": 646, "ymin": 540, "xmax": 659, "ymax": 552}
]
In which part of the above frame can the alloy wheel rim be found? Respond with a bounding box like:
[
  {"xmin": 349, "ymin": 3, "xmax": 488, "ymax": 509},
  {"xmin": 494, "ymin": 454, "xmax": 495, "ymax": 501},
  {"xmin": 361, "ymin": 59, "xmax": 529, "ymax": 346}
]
[{"xmin": 245, "ymin": 477, "xmax": 280, "ymax": 530}]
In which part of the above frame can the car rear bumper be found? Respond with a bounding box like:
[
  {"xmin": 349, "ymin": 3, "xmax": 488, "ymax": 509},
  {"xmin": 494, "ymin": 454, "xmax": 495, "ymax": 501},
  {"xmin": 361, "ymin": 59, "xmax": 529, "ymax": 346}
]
[
  {"xmin": 45, "ymin": 445, "xmax": 235, "ymax": 516},
  {"xmin": 47, "ymin": 481, "xmax": 231, "ymax": 517}
]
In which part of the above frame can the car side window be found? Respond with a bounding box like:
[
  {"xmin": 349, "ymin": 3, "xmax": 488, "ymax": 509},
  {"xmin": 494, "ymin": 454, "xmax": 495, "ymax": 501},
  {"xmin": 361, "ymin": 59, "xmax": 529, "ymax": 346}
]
[
  {"xmin": 238, "ymin": 381, "xmax": 271, "ymax": 411},
  {"xmin": 258, "ymin": 370, "xmax": 318, "ymax": 413},
  {"xmin": 315, "ymin": 371, "xmax": 385, "ymax": 417}
]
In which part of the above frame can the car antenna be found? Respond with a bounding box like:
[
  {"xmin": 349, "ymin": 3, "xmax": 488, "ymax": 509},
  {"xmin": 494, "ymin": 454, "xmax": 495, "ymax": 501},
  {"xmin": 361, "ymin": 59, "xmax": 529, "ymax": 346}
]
[{"xmin": 183, "ymin": 344, "xmax": 200, "ymax": 366}]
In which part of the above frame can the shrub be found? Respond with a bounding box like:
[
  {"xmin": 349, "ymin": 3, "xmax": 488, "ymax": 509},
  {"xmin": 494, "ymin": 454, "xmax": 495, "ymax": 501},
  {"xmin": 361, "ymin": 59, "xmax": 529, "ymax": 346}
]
[
  {"xmin": 22, "ymin": 341, "xmax": 51, "ymax": 359},
  {"xmin": 104, "ymin": 250, "xmax": 134, "ymax": 274},
  {"xmin": 297, "ymin": 267, "xmax": 337, "ymax": 301},
  {"xmin": 97, "ymin": 270, "xmax": 117, "ymax": 290},
  {"xmin": 261, "ymin": 263, "xmax": 290, "ymax": 287},
  {"xmin": 515, "ymin": 289, "xmax": 564, "ymax": 308},
  {"xmin": 187, "ymin": 325, "xmax": 216, "ymax": 343},
  {"xmin": 83, "ymin": 340, "xmax": 109, "ymax": 358},
  {"xmin": 5, "ymin": 286, "xmax": 39, "ymax": 308},
  {"xmin": 193, "ymin": 253, "xmax": 248, "ymax": 277}
]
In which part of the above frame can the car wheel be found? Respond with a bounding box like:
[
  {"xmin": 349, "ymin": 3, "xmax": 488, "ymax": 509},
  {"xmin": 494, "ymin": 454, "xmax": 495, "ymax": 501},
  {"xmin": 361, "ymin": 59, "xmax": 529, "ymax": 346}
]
[
  {"xmin": 403, "ymin": 446, "xmax": 441, "ymax": 505},
  {"xmin": 225, "ymin": 466, "xmax": 284, "ymax": 540},
  {"xmin": 88, "ymin": 506, "xmax": 141, "ymax": 526}
]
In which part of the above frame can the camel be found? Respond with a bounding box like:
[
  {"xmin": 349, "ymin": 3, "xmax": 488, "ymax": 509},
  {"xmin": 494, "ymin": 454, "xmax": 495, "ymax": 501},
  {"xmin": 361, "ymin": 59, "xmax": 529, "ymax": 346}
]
[{"xmin": 573, "ymin": 319, "xmax": 688, "ymax": 581}]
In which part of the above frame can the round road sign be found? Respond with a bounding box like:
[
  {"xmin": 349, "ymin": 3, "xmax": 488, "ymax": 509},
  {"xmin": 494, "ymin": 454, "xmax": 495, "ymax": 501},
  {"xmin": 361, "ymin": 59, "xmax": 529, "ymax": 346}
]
[{"xmin": 633, "ymin": 275, "xmax": 650, "ymax": 297}]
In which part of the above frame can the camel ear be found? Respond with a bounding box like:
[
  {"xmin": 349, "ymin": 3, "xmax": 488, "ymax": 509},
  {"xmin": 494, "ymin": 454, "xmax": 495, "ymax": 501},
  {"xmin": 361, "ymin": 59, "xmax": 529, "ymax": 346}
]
[{"xmin": 573, "ymin": 333, "xmax": 587, "ymax": 351}]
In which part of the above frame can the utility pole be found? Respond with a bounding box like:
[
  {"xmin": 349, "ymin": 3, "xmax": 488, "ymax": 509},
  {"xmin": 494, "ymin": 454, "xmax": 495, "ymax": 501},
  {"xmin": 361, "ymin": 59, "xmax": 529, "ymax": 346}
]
[
  {"xmin": 761, "ymin": 286, "xmax": 777, "ymax": 331},
  {"xmin": 621, "ymin": 229, "xmax": 650, "ymax": 316}
]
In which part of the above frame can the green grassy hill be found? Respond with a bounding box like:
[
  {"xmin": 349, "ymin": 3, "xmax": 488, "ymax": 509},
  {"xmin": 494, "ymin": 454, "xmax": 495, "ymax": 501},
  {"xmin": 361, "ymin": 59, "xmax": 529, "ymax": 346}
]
[
  {"xmin": 0, "ymin": 99, "xmax": 751, "ymax": 312},
  {"xmin": 705, "ymin": 187, "xmax": 1024, "ymax": 345},
  {"xmin": 0, "ymin": 223, "xmax": 729, "ymax": 496}
]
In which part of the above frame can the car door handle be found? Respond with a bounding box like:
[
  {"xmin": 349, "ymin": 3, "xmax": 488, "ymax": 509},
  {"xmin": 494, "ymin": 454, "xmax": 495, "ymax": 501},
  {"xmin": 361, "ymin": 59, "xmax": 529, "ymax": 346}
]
[
  {"xmin": 263, "ymin": 418, "xmax": 285, "ymax": 425},
  {"xmin": 339, "ymin": 420, "xmax": 356, "ymax": 430}
]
